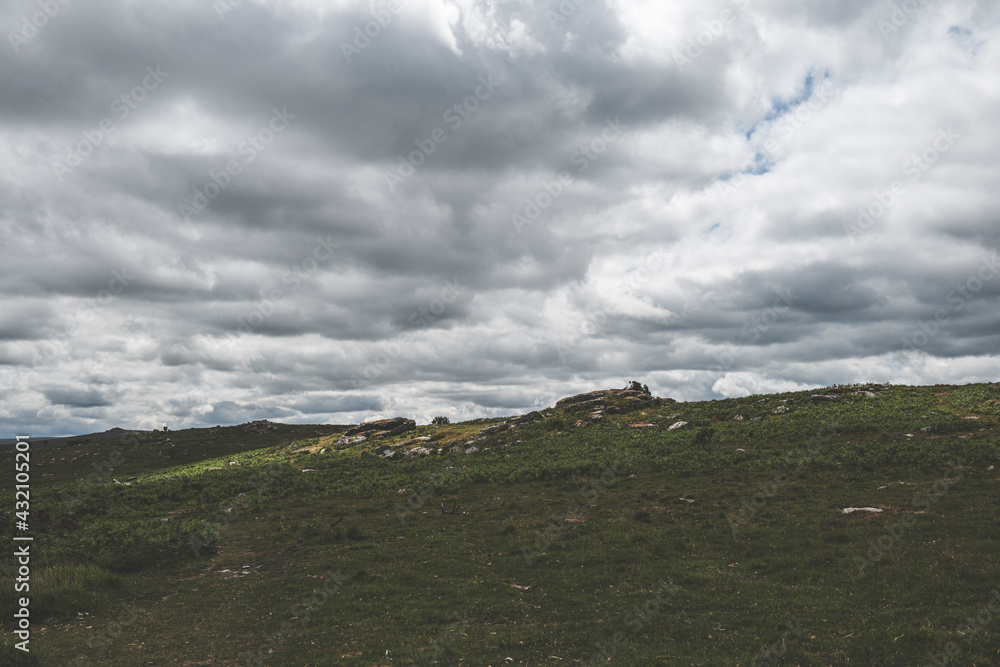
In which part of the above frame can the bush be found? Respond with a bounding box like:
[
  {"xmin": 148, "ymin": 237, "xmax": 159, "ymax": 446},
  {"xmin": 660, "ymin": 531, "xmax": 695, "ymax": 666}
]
[{"xmin": 431, "ymin": 416, "xmax": 450, "ymax": 425}]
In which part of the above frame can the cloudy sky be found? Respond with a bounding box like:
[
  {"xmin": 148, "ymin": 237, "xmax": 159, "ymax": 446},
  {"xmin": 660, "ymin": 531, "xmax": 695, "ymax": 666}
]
[{"xmin": 1, "ymin": 0, "xmax": 998, "ymax": 435}]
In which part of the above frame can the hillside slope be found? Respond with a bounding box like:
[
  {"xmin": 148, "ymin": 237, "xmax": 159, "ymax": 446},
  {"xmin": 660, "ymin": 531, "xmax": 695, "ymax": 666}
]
[{"xmin": 2, "ymin": 382, "xmax": 999, "ymax": 665}]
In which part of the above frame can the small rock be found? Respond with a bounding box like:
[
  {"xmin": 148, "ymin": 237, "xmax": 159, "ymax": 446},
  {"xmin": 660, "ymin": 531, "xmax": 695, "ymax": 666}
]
[
  {"xmin": 631, "ymin": 423, "xmax": 657, "ymax": 429},
  {"xmin": 771, "ymin": 406, "xmax": 788, "ymax": 415},
  {"xmin": 811, "ymin": 395, "xmax": 839, "ymax": 402},
  {"xmin": 736, "ymin": 448, "xmax": 745, "ymax": 452},
  {"xmin": 668, "ymin": 421, "xmax": 688, "ymax": 431},
  {"xmin": 842, "ymin": 507, "xmax": 883, "ymax": 514},
  {"xmin": 465, "ymin": 446, "xmax": 479, "ymax": 454},
  {"xmin": 733, "ymin": 415, "xmax": 744, "ymax": 421},
  {"xmin": 853, "ymin": 391, "xmax": 877, "ymax": 397}
]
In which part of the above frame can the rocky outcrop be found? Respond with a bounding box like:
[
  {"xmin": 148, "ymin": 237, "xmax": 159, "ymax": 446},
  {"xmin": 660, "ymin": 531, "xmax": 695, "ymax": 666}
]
[
  {"xmin": 343, "ymin": 417, "xmax": 415, "ymax": 439},
  {"xmin": 811, "ymin": 395, "xmax": 839, "ymax": 402},
  {"xmin": 508, "ymin": 411, "xmax": 543, "ymax": 425},
  {"xmin": 554, "ymin": 388, "xmax": 662, "ymax": 416},
  {"xmin": 240, "ymin": 420, "xmax": 279, "ymax": 434}
]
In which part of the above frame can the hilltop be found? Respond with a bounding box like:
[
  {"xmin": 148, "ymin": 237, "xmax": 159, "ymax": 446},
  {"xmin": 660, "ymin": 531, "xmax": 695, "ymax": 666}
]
[{"xmin": 1, "ymin": 381, "xmax": 998, "ymax": 665}]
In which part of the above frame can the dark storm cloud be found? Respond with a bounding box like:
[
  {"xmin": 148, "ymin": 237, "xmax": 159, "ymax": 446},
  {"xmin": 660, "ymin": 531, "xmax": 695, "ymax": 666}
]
[{"xmin": 0, "ymin": 0, "xmax": 998, "ymax": 435}]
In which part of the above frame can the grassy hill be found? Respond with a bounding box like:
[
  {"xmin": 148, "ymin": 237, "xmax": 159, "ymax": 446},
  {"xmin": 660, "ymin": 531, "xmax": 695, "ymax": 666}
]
[{"xmin": 2, "ymin": 382, "xmax": 999, "ymax": 665}]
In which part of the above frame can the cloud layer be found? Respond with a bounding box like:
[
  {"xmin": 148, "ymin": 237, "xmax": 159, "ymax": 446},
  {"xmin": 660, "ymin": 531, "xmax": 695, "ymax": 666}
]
[{"xmin": 1, "ymin": 0, "xmax": 998, "ymax": 434}]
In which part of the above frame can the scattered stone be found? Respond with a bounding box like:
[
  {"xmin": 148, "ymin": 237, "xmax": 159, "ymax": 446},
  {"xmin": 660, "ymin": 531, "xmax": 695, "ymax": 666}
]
[
  {"xmin": 964, "ymin": 416, "xmax": 981, "ymax": 420},
  {"xmin": 668, "ymin": 421, "xmax": 688, "ymax": 431},
  {"xmin": 811, "ymin": 395, "xmax": 838, "ymax": 402},
  {"xmin": 771, "ymin": 406, "xmax": 789, "ymax": 415},
  {"xmin": 752, "ymin": 416, "xmax": 762, "ymax": 422},
  {"xmin": 630, "ymin": 423, "xmax": 657, "ymax": 428},
  {"xmin": 733, "ymin": 415, "xmax": 744, "ymax": 421},
  {"xmin": 480, "ymin": 424, "xmax": 511, "ymax": 436},
  {"xmin": 666, "ymin": 414, "xmax": 681, "ymax": 419},
  {"xmin": 853, "ymin": 391, "xmax": 877, "ymax": 398},
  {"xmin": 465, "ymin": 446, "xmax": 479, "ymax": 454},
  {"xmin": 336, "ymin": 435, "xmax": 368, "ymax": 446},
  {"xmin": 405, "ymin": 447, "xmax": 433, "ymax": 459},
  {"xmin": 374, "ymin": 444, "xmax": 392, "ymax": 455},
  {"xmin": 921, "ymin": 427, "xmax": 932, "ymax": 432},
  {"xmin": 126, "ymin": 476, "xmax": 137, "ymax": 482},
  {"xmin": 207, "ymin": 467, "xmax": 222, "ymax": 471},
  {"xmin": 229, "ymin": 461, "xmax": 240, "ymax": 466},
  {"xmin": 382, "ymin": 450, "xmax": 396, "ymax": 459},
  {"xmin": 736, "ymin": 448, "xmax": 746, "ymax": 452},
  {"xmin": 841, "ymin": 507, "xmax": 883, "ymax": 514},
  {"xmin": 988, "ymin": 466, "xmax": 995, "ymax": 471}
]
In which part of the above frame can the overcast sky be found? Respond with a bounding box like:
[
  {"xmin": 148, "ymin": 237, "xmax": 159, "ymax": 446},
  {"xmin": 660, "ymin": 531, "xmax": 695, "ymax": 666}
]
[{"xmin": 1, "ymin": 0, "xmax": 998, "ymax": 435}]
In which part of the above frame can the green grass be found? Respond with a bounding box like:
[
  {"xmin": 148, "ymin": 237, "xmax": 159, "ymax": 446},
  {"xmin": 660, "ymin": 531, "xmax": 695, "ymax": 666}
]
[{"xmin": 2, "ymin": 382, "xmax": 999, "ymax": 664}]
